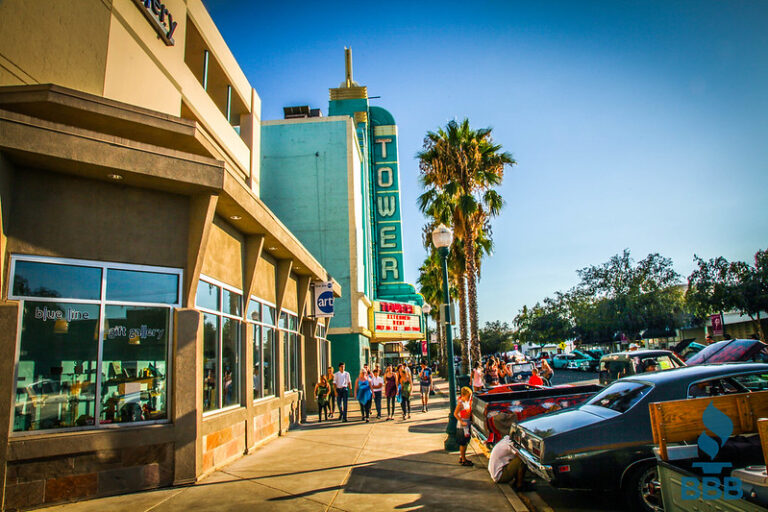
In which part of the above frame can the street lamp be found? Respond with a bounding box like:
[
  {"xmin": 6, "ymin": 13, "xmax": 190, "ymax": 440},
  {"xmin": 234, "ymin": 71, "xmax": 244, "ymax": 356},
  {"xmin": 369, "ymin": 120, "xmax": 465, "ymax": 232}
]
[
  {"xmin": 432, "ymin": 223, "xmax": 458, "ymax": 451},
  {"xmin": 422, "ymin": 303, "xmax": 432, "ymax": 365}
]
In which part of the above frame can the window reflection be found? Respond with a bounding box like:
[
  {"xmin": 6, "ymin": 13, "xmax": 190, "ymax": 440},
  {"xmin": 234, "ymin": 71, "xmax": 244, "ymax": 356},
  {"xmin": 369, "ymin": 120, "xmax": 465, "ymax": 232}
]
[
  {"xmin": 196, "ymin": 281, "xmax": 220, "ymax": 312},
  {"xmin": 101, "ymin": 306, "xmax": 168, "ymax": 423},
  {"xmin": 106, "ymin": 269, "xmax": 179, "ymax": 304},
  {"xmin": 222, "ymin": 318, "xmax": 240, "ymax": 407},
  {"xmin": 203, "ymin": 313, "xmax": 219, "ymax": 411},
  {"xmin": 263, "ymin": 327, "xmax": 274, "ymax": 396},
  {"xmin": 14, "ymin": 302, "xmax": 100, "ymax": 431},
  {"xmin": 13, "ymin": 261, "xmax": 102, "ymax": 300}
]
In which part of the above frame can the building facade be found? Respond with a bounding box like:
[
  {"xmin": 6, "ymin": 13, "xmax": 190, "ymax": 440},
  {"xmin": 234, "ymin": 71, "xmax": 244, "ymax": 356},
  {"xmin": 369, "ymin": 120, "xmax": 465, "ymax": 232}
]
[
  {"xmin": 261, "ymin": 50, "xmax": 424, "ymax": 382},
  {"xmin": 0, "ymin": 1, "xmax": 339, "ymax": 509}
]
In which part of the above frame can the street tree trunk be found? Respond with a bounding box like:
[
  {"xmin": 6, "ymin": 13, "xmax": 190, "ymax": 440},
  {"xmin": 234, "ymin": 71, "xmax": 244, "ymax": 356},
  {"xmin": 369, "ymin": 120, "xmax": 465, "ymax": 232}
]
[
  {"xmin": 749, "ymin": 312, "xmax": 766, "ymax": 342},
  {"xmin": 459, "ymin": 274, "xmax": 470, "ymax": 374},
  {"xmin": 464, "ymin": 235, "xmax": 482, "ymax": 365}
]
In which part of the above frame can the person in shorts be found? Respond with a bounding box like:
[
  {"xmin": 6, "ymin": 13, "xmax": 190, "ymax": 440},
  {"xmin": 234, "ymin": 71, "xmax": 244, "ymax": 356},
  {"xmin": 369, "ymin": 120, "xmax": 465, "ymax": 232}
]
[{"xmin": 419, "ymin": 362, "xmax": 432, "ymax": 412}]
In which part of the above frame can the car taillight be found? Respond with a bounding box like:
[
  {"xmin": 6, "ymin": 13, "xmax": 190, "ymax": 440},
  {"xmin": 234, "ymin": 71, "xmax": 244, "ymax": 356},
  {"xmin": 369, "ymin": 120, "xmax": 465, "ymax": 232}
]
[{"xmin": 558, "ymin": 465, "xmax": 571, "ymax": 473}]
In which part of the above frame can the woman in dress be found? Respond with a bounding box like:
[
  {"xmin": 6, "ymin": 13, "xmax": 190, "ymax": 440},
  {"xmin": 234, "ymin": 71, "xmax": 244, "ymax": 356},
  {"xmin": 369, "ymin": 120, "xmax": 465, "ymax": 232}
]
[
  {"xmin": 471, "ymin": 361, "xmax": 484, "ymax": 392},
  {"xmin": 488, "ymin": 361, "xmax": 500, "ymax": 386},
  {"xmin": 325, "ymin": 366, "xmax": 336, "ymax": 418},
  {"xmin": 354, "ymin": 370, "xmax": 373, "ymax": 422},
  {"xmin": 314, "ymin": 375, "xmax": 330, "ymax": 422},
  {"xmin": 398, "ymin": 364, "xmax": 412, "ymax": 420},
  {"xmin": 384, "ymin": 365, "xmax": 399, "ymax": 420}
]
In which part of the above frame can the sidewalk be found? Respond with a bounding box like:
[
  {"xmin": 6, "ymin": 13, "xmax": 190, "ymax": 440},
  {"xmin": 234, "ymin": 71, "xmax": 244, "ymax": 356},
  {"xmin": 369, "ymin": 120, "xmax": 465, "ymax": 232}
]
[{"xmin": 40, "ymin": 378, "xmax": 521, "ymax": 512}]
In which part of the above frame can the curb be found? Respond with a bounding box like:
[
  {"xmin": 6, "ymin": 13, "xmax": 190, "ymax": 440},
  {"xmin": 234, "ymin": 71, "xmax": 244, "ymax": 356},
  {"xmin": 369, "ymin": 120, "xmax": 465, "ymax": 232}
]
[{"xmin": 470, "ymin": 437, "xmax": 531, "ymax": 512}]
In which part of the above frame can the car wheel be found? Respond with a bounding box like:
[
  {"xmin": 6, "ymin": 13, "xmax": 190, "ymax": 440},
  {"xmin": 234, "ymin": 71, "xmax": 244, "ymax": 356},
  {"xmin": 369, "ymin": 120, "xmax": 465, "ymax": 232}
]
[{"xmin": 624, "ymin": 462, "xmax": 663, "ymax": 512}]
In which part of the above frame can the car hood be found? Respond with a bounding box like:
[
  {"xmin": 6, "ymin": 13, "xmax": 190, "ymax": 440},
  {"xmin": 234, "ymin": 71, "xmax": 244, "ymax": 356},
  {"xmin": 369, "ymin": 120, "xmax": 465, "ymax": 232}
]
[{"xmin": 517, "ymin": 408, "xmax": 605, "ymax": 439}]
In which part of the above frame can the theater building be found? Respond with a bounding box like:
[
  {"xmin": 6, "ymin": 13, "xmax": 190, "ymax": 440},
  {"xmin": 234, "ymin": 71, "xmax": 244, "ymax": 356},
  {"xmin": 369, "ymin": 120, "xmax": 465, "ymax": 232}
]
[
  {"xmin": 261, "ymin": 50, "xmax": 424, "ymax": 383},
  {"xmin": 0, "ymin": 0, "xmax": 339, "ymax": 509}
]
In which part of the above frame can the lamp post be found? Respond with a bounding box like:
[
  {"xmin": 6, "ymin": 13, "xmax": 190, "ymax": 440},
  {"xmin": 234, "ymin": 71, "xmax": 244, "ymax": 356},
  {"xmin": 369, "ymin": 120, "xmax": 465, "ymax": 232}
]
[
  {"xmin": 422, "ymin": 303, "xmax": 432, "ymax": 365},
  {"xmin": 432, "ymin": 224, "xmax": 458, "ymax": 451}
]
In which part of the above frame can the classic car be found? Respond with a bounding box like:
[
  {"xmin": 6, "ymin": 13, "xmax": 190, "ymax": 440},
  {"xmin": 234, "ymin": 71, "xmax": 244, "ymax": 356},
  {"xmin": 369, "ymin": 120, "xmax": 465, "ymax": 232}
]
[
  {"xmin": 599, "ymin": 349, "xmax": 685, "ymax": 385},
  {"xmin": 565, "ymin": 350, "xmax": 600, "ymax": 371},
  {"xmin": 552, "ymin": 352, "xmax": 593, "ymax": 370},
  {"xmin": 472, "ymin": 383, "xmax": 601, "ymax": 444},
  {"xmin": 684, "ymin": 338, "xmax": 768, "ymax": 365},
  {"xmin": 511, "ymin": 363, "xmax": 768, "ymax": 512}
]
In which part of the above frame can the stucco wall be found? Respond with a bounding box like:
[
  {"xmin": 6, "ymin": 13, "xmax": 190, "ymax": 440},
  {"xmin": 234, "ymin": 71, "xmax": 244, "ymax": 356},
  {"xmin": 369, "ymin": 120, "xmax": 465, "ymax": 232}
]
[
  {"xmin": 7, "ymin": 168, "xmax": 188, "ymax": 269},
  {"xmin": 200, "ymin": 216, "xmax": 244, "ymax": 290},
  {"xmin": 252, "ymin": 254, "xmax": 276, "ymax": 304},
  {"xmin": 0, "ymin": 0, "xmax": 111, "ymax": 94},
  {"xmin": 260, "ymin": 119, "xmax": 352, "ymax": 325}
]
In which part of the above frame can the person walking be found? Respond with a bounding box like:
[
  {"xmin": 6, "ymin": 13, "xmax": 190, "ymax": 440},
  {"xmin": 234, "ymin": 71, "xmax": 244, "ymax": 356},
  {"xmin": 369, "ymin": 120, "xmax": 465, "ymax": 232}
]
[
  {"xmin": 333, "ymin": 362, "xmax": 351, "ymax": 422},
  {"xmin": 355, "ymin": 370, "xmax": 373, "ymax": 422},
  {"xmin": 384, "ymin": 365, "xmax": 399, "ymax": 420},
  {"xmin": 471, "ymin": 362, "xmax": 484, "ymax": 392},
  {"xmin": 418, "ymin": 362, "xmax": 432, "ymax": 413},
  {"xmin": 325, "ymin": 366, "xmax": 336, "ymax": 418},
  {"xmin": 398, "ymin": 365, "xmax": 412, "ymax": 420},
  {"xmin": 370, "ymin": 368, "xmax": 384, "ymax": 419},
  {"xmin": 314, "ymin": 375, "xmax": 331, "ymax": 422},
  {"xmin": 454, "ymin": 386, "xmax": 474, "ymax": 466}
]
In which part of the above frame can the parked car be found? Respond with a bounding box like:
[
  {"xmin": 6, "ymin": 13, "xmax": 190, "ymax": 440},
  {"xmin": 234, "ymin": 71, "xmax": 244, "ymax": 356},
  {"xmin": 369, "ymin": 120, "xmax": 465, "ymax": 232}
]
[
  {"xmin": 553, "ymin": 352, "xmax": 594, "ymax": 370},
  {"xmin": 684, "ymin": 338, "xmax": 768, "ymax": 365},
  {"xmin": 511, "ymin": 363, "xmax": 768, "ymax": 512},
  {"xmin": 565, "ymin": 349, "xmax": 599, "ymax": 371},
  {"xmin": 599, "ymin": 349, "xmax": 685, "ymax": 385}
]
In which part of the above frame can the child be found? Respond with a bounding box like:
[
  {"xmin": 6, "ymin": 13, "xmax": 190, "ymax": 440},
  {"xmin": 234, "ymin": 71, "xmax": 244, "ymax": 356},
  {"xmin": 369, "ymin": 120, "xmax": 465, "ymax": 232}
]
[{"xmin": 454, "ymin": 386, "xmax": 474, "ymax": 466}]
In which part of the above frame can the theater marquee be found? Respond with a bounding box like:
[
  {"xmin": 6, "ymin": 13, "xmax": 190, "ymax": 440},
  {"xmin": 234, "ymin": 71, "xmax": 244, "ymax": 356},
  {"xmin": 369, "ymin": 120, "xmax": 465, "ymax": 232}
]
[{"xmin": 369, "ymin": 300, "xmax": 423, "ymax": 341}]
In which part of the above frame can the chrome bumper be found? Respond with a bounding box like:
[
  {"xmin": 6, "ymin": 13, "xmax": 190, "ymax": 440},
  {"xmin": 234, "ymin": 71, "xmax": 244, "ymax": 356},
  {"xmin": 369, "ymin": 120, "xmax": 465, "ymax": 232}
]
[{"xmin": 517, "ymin": 446, "xmax": 555, "ymax": 482}]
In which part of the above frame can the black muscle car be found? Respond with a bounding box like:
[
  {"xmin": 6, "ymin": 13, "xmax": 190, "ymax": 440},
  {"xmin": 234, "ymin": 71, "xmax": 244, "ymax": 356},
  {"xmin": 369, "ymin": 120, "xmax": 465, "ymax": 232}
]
[{"xmin": 511, "ymin": 363, "xmax": 768, "ymax": 512}]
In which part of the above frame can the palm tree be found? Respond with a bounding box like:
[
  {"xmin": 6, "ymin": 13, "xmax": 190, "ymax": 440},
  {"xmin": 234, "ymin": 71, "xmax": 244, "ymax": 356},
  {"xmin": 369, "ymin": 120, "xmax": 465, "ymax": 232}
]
[{"xmin": 418, "ymin": 119, "xmax": 514, "ymax": 364}]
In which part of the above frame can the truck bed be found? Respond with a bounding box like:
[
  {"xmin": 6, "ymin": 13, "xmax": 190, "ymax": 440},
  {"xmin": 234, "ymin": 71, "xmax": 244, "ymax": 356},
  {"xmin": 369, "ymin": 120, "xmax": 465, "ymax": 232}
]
[{"xmin": 471, "ymin": 383, "xmax": 602, "ymax": 444}]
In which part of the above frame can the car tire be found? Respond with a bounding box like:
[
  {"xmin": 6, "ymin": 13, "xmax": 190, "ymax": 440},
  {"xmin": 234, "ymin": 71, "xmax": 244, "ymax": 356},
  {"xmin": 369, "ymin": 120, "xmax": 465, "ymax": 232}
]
[{"xmin": 623, "ymin": 462, "xmax": 663, "ymax": 512}]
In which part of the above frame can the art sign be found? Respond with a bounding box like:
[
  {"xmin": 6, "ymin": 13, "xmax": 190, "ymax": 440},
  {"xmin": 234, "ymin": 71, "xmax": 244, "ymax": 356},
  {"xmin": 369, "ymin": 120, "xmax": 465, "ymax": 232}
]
[{"xmin": 312, "ymin": 281, "xmax": 335, "ymax": 318}]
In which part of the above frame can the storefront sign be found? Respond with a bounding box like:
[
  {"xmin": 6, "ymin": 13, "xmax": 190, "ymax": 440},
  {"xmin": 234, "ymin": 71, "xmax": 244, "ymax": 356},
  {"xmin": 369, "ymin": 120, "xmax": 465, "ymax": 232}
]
[
  {"xmin": 133, "ymin": 0, "xmax": 178, "ymax": 46},
  {"xmin": 312, "ymin": 281, "xmax": 335, "ymax": 318},
  {"xmin": 710, "ymin": 313, "xmax": 724, "ymax": 336},
  {"xmin": 34, "ymin": 305, "xmax": 89, "ymax": 322}
]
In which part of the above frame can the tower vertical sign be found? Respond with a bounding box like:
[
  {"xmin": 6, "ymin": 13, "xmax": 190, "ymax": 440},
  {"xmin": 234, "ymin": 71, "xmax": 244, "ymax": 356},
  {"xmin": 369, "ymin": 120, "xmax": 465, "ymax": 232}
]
[{"xmin": 371, "ymin": 123, "xmax": 405, "ymax": 297}]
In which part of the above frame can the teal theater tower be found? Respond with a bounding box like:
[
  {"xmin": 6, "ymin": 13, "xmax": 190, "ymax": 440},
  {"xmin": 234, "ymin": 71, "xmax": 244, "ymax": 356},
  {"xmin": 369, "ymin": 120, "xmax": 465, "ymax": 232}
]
[{"xmin": 260, "ymin": 48, "xmax": 423, "ymax": 380}]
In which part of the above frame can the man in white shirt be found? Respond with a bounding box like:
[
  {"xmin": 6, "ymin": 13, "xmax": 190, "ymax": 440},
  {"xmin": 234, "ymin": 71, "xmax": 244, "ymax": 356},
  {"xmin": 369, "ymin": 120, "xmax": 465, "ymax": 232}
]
[
  {"xmin": 333, "ymin": 362, "xmax": 351, "ymax": 422},
  {"xmin": 488, "ymin": 436, "xmax": 526, "ymax": 489}
]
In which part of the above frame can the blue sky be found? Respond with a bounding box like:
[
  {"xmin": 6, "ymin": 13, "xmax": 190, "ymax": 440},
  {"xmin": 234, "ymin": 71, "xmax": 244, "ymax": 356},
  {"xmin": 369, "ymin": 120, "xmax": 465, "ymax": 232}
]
[{"xmin": 204, "ymin": 0, "xmax": 768, "ymax": 324}]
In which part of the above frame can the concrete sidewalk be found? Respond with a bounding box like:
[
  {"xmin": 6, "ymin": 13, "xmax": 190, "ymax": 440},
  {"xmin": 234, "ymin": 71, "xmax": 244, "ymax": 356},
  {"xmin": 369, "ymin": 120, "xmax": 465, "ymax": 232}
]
[{"xmin": 40, "ymin": 379, "xmax": 521, "ymax": 512}]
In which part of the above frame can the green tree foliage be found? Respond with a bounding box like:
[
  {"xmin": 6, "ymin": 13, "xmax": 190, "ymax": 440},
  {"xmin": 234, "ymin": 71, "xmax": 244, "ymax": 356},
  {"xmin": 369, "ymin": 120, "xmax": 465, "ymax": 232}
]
[
  {"xmin": 687, "ymin": 248, "xmax": 767, "ymax": 341},
  {"xmin": 515, "ymin": 250, "xmax": 686, "ymax": 345},
  {"xmin": 478, "ymin": 321, "xmax": 516, "ymax": 354}
]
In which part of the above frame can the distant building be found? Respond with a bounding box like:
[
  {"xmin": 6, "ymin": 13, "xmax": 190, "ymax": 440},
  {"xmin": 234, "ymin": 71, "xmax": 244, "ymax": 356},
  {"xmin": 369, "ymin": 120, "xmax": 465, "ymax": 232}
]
[{"xmin": 261, "ymin": 49, "xmax": 424, "ymax": 380}]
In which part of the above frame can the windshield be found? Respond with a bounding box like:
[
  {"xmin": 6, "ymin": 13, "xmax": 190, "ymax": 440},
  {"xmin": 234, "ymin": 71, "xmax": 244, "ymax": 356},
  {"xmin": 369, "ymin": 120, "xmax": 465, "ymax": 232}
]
[
  {"xmin": 687, "ymin": 339, "xmax": 766, "ymax": 364},
  {"xmin": 584, "ymin": 381, "xmax": 652, "ymax": 413}
]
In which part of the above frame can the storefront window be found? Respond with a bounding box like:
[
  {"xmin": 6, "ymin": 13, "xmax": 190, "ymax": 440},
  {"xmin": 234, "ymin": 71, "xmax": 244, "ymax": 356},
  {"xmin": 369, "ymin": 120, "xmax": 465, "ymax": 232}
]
[
  {"xmin": 196, "ymin": 277, "xmax": 242, "ymax": 412},
  {"xmin": 281, "ymin": 312, "xmax": 299, "ymax": 391},
  {"xmin": 13, "ymin": 260, "xmax": 101, "ymax": 300},
  {"xmin": 10, "ymin": 256, "xmax": 180, "ymax": 433},
  {"xmin": 106, "ymin": 269, "xmax": 179, "ymax": 304},
  {"xmin": 202, "ymin": 313, "xmax": 219, "ymax": 411},
  {"xmin": 249, "ymin": 298, "xmax": 275, "ymax": 400},
  {"xmin": 101, "ymin": 306, "xmax": 169, "ymax": 423}
]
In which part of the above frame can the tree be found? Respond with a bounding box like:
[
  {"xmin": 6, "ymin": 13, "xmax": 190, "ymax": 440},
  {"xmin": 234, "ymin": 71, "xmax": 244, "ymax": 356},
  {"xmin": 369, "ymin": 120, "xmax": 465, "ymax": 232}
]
[
  {"xmin": 478, "ymin": 321, "xmax": 515, "ymax": 355},
  {"xmin": 418, "ymin": 119, "xmax": 515, "ymax": 368},
  {"xmin": 687, "ymin": 249, "xmax": 768, "ymax": 341}
]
